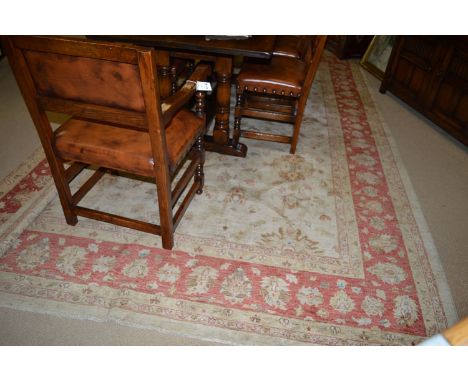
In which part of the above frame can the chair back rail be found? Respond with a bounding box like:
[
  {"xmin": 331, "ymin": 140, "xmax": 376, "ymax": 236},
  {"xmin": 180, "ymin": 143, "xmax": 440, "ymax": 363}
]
[
  {"xmin": 37, "ymin": 96, "xmax": 148, "ymax": 130},
  {"xmin": 11, "ymin": 35, "xmax": 142, "ymax": 63}
]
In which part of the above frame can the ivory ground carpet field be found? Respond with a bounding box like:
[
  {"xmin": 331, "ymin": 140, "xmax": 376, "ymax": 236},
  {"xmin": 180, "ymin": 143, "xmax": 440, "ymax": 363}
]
[{"xmin": 0, "ymin": 54, "xmax": 458, "ymax": 345}]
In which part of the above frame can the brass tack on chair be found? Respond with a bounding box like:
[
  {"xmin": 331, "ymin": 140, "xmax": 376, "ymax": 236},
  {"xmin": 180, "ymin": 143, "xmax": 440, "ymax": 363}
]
[
  {"xmin": 254, "ymin": 87, "xmax": 257, "ymax": 91},
  {"xmin": 289, "ymin": 91, "xmax": 294, "ymax": 96},
  {"xmin": 244, "ymin": 85, "xmax": 248, "ymax": 90},
  {"xmin": 281, "ymin": 90, "xmax": 285, "ymax": 95},
  {"xmin": 263, "ymin": 88, "xmax": 267, "ymax": 92},
  {"xmin": 272, "ymin": 89, "xmax": 277, "ymax": 94}
]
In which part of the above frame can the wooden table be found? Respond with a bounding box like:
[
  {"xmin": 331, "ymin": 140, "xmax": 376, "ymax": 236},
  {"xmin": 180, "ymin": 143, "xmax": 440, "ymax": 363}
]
[{"xmin": 87, "ymin": 36, "xmax": 276, "ymax": 157}]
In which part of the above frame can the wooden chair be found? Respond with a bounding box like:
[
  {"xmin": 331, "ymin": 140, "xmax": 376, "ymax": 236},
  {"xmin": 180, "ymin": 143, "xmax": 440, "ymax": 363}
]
[
  {"xmin": 3, "ymin": 36, "xmax": 211, "ymax": 250},
  {"xmin": 273, "ymin": 35, "xmax": 309, "ymax": 59},
  {"xmin": 234, "ymin": 36, "xmax": 327, "ymax": 154}
]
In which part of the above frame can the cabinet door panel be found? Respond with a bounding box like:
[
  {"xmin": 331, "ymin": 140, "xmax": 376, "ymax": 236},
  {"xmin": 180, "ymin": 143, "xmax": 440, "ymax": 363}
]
[
  {"xmin": 432, "ymin": 83, "xmax": 468, "ymax": 123},
  {"xmin": 389, "ymin": 36, "xmax": 441, "ymax": 106},
  {"xmin": 381, "ymin": 36, "xmax": 467, "ymax": 146},
  {"xmin": 454, "ymin": 95, "xmax": 468, "ymax": 125},
  {"xmin": 407, "ymin": 66, "xmax": 429, "ymax": 96},
  {"xmin": 429, "ymin": 45, "xmax": 468, "ymax": 143}
]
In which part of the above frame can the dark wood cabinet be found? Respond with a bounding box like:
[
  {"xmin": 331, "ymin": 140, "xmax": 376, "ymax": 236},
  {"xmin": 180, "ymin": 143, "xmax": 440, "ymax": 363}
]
[
  {"xmin": 0, "ymin": 40, "xmax": 5, "ymax": 61},
  {"xmin": 326, "ymin": 36, "xmax": 373, "ymax": 59},
  {"xmin": 380, "ymin": 36, "xmax": 468, "ymax": 146}
]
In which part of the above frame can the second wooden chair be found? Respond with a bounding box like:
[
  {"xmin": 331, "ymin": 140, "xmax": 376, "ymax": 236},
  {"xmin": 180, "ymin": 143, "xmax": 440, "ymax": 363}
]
[{"xmin": 234, "ymin": 36, "xmax": 327, "ymax": 154}]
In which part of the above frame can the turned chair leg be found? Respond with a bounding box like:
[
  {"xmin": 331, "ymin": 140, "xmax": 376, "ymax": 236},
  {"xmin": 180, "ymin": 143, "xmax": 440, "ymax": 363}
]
[
  {"xmin": 170, "ymin": 65, "xmax": 178, "ymax": 95},
  {"xmin": 233, "ymin": 91, "xmax": 243, "ymax": 147},
  {"xmin": 195, "ymin": 136, "xmax": 205, "ymax": 194},
  {"xmin": 290, "ymin": 109, "xmax": 305, "ymax": 154},
  {"xmin": 194, "ymin": 90, "xmax": 206, "ymax": 194}
]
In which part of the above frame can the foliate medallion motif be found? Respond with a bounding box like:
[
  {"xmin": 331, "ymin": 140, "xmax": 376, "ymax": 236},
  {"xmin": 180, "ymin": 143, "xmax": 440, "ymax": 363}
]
[
  {"xmin": 224, "ymin": 187, "xmax": 247, "ymax": 205},
  {"xmin": 369, "ymin": 217, "xmax": 386, "ymax": 231},
  {"xmin": 156, "ymin": 263, "xmax": 181, "ymax": 284},
  {"xmin": 365, "ymin": 200, "xmax": 384, "ymax": 214},
  {"xmin": 357, "ymin": 171, "xmax": 381, "ymax": 186},
  {"xmin": 362, "ymin": 186, "xmax": 379, "ymax": 197},
  {"xmin": 297, "ymin": 287, "xmax": 324, "ymax": 307},
  {"xmin": 260, "ymin": 276, "xmax": 290, "ymax": 310},
  {"xmin": 270, "ymin": 155, "xmax": 314, "ymax": 183},
  {"xmin": 350, "ymin": 138, "xmax": 370, "ymax": 149},
  {"xmin": 393, "ymin": 295, "xmax": 419, "ymax": 326},
  {"xmin": 367, "ymin": 262, "xmax": 407, "ymax": 285},
  {"xmin": 56, "ymin": 246, "xmax": 87, "ymax": 276},
  {"xmin": 186, "ymin": 266, "xmax": 218, "ymax": 294},
  {"xmin": 93, "ymin": 256, "xmax": 117, "ymax": 273},
  {"xmin": 16, "ymin": 237, "xmax": 50, "ymax": 271},
  {"xmin": 350, "ymin": 153, "xmax": 377, "ymax": 167},
  {"xmin": 330, "ymin": 290, "xmax": 355, "ymax": 314},
  {"xmin": 361, "ymin": 296, "xmax": 385, "ymax": 317},
  {"xmin": 122, "ymin": 259, "xmax": 149, "ymax": 279},
  {"xmin": 368, "ymin": 234, "xmax": 399, "ymax": 254},
  {"xmin": 220, "ymin": 267, "xmax": 252, "ymax": 304},
  {"xmin": 260, "ymin": 227, "xmax": 322, "ymax": 254}
]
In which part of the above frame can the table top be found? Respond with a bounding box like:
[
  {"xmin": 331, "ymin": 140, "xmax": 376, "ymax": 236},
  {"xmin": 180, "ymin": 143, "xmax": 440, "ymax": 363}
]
[{"xmin": 87, "ymin": 35, "xmax": 276, "ymax": 59}]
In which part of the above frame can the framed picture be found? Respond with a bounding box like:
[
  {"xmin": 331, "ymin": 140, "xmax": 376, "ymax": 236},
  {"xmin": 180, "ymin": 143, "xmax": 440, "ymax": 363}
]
[{"xmin": 360, "ymin": 36, "xmax": 395, "ymax": 80}]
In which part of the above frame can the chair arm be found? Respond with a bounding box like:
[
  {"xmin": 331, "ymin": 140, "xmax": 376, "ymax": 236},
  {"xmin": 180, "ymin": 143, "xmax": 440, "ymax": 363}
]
[{"xmin": 161, "ymin": 63, "xmax": 212, "ymax": 126}]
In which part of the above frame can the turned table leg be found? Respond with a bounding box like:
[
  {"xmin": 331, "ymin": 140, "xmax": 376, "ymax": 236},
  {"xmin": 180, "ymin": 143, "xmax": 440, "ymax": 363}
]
[
  {"xmin": 155, "ymin": 50, "xmax": 172, "ymax": 100},
  {"xmin": 212, "ymin": 56, "xmax": 231, "ymax": 145},
  {"xmin": 204, "ymin": 56, "xmax": 247, "ymax": 157}
]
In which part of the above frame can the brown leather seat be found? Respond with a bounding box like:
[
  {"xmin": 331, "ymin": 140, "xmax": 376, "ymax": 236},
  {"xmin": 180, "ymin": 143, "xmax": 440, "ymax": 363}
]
[
  {"xmin": 236, "ymin": 56, "xmax": 306, "ymax": 97},
  {"xmin": 55, "ymin": 109, "xmax": 204, "ymax": 177},
  {"xmin": 3, "ymin": 35, "xmax": 211, "ymax": 250},
  {"xmin": 234, "ymin": 36, "xmax": 327, "ymax": 154}
]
